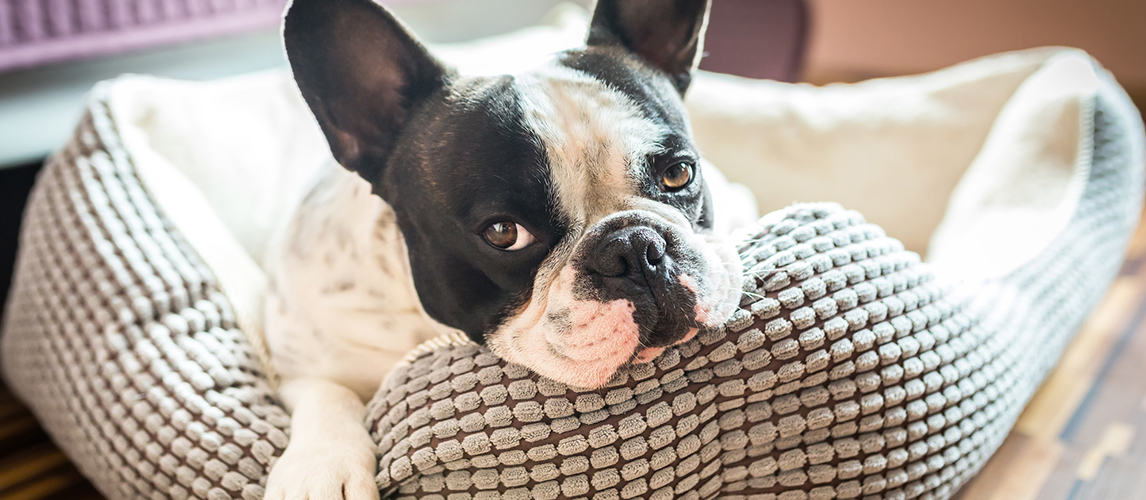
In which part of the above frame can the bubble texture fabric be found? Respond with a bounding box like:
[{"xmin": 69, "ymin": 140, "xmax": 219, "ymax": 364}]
[
  {"xmin": 1, "ymin": 91, "xmax": 292, "ymax": 500},
  {"xmin": 2, "ymin": 68, "xmax": 1144, "ymax": 500}
]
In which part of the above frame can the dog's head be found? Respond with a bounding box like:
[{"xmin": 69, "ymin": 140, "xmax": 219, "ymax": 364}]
[{"xmin": 284, "ymin": 0, "xmax": 741, "ymax": 387}]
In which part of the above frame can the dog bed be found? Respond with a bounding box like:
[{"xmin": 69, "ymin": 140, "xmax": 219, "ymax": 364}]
[{"xmin": 1, "ymin": 21, "xmax": 1143, "ymax": 500}]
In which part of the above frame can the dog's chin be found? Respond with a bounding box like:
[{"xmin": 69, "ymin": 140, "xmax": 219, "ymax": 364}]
[
  {"xmin": 499, "ymin": 305, "xmax": 702, "ymax": 389},
  {"xmin": 543, "ymin": 297, "xmax": 642, "ymax": 387},
  {"xmin": 491, "ymin": 295, "xmax": 642, "ymax": 389},
  {"xmin": 522, "ymin": 298, "xmax": 717, "ymax": 388}
]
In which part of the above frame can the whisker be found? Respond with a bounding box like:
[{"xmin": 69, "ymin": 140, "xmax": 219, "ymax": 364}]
[{"xmin": 741, "ymin": 290, "xmax": 766, "ymax": 300}]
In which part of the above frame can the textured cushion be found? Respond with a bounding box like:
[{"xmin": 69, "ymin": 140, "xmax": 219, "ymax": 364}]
[{"xmin": 2, "ymin": 51, "xmax": 1143, "ymax": 500}]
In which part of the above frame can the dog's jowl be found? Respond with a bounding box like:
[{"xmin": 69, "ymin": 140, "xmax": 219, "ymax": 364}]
[{"xmin": 263, "ymin": 0, "xmax": 746, "ymax": 498}]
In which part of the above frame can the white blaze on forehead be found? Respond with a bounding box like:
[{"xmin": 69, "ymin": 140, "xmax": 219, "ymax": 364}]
[{"xmin": 515, "ymin": 64, "xmax": 666, "ymax": 225}]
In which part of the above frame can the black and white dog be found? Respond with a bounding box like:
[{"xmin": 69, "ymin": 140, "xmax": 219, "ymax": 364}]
[{"xmin": 264, "ymin": 0, "xmax": 749, "ymax": 497}]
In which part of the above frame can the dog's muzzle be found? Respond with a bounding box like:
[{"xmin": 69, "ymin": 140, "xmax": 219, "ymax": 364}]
[{"xmin": 575, "ymin": 214, "xmax": 705, "ymax": 347}]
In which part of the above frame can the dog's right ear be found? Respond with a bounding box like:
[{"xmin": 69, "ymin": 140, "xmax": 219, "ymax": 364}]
[
  {"xmin": 587, "ymin": 0, "xmax": 711, "ymax": 95},
  {"xmin": 283, "ymin": 0, "xmax": 447, "ymax": 181}
]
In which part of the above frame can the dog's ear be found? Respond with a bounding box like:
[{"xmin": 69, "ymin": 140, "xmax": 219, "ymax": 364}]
[
  {"xmin": 587, "ymin": 0, "xmax": 712, "ymax": 94},
  {"xmin": 283, "ymin": 0, "xmax": 447, "ymax": 180}
]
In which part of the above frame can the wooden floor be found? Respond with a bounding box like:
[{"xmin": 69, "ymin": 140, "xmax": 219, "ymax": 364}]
[
  {"xmin": 5, "ymin": 214, "xmax": 1146, "ymax": 500},
  {"xmin": 952, "ymin": 210, "xmax": 1146, "ymax": 500},
  {"xmin": 0, "ymin": 382, "xmax": 102, "ymax": 500}
]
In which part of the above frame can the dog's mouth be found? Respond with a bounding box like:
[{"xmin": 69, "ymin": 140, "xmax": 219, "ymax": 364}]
[
  {"xmin": 626, "ymin": 271, "xmax": 715, "ymax": 363},
  {"xmin": 547, "ymin": 271, "xmax": 710, "ymax": 348}
]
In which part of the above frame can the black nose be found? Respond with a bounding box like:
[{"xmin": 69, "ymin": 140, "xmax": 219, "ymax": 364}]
[{"xmin": 588, "ymin": 226, "xmax": 667, "ymax": 280}]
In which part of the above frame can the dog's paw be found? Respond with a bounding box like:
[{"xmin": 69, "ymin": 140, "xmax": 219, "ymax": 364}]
[{"xmin": 264, "ymin": 429, "xmax": 379, "ymax": 500}]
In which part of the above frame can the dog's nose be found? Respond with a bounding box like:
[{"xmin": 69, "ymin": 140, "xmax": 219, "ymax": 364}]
[{"xmin": 588, "ymin": 226, "xmax": 667, "ymax": 280}]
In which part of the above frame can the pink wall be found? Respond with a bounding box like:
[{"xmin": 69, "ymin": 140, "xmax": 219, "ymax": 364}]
[{"xmin": 805, "ymin": 0, "xmax": 1146, "ymax": 87}]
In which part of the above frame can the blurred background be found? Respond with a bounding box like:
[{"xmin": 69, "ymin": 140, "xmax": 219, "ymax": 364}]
[
  {"xmin": 803, "ymin": 0, "xmax": 1146, "ymax": 91},
  {"xmin": 0, "ymin": 0, "xmax": 1144, "ymax": 498}
]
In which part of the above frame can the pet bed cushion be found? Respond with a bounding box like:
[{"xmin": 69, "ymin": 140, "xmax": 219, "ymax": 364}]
[{"xmin": 2, "ymin": 30, "xmax": 1143, "ymax": 500}]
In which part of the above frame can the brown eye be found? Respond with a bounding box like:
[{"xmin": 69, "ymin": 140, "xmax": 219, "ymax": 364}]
[
  {"xmin": 483, "ymin": 222, "xmax": 535, "ymax": 251},
  {"xmin": 661, "ymin": 162, "xmax": 694, "ymax": 191}
]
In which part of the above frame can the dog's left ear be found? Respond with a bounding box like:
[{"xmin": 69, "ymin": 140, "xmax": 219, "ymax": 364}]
[
  {"xmin": 587, "ymin": 0, "xmax": 712, "ymax": 94},
  {"xmin": 283, "ymin": 0, "xmax": 447, "ymax": 181}
]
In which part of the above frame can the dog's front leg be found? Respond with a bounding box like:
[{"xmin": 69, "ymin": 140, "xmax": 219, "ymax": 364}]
[{"xmin": 265, "ymin": 378, "xmax": 379, "ymax": 500}]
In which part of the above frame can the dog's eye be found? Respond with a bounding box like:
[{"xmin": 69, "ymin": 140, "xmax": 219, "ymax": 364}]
[
  {"xmin": 661, "ymin": 161, "xmax": 694, "ymax": 191},
  {"xmin": 483, "ymin": 222, "xmax": 536, "ymax": 251}
]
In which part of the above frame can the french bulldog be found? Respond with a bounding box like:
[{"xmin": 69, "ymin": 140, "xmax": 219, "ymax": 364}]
[{"xmin": 263, "ymin": 0, "xmax": 751, "ymax": 498}]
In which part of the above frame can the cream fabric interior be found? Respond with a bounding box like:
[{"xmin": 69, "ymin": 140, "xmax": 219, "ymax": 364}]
[
  {"xmin": 687, "ymin": 49, "xmax": 1099, "ymax": 280},
  {"xmin": 104, "ymin": 4, "xmax": 1102, "ymax": 342}
]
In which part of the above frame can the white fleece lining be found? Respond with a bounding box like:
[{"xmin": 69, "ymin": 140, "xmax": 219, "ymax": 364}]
[
  {"xmin": 686, "ymin": 49, "xmax": 1098, "ymax": 282},
  {"xmin": 107, "ymin": 72, "xmax": 332, "ymax": 383},
  {"xmin": 927, "ymin": 55, "xmax": 1097, "ymax": 280}
]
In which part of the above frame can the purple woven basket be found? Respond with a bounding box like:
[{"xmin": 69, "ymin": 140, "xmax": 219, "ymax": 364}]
[{"xmin": 0, "ymin": 0, "xmax": 289, "ymax": 72}]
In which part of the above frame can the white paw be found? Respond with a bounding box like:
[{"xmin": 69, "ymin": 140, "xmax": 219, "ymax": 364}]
[{"xmin": 264, "ymin": 428, "xmax": 379, "ymax": 500}]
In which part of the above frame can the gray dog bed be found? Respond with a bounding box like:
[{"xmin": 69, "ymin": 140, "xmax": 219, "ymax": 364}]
[{"xmin": 1, "ymin": 29, "xmax": 1143, "ymax": 500}]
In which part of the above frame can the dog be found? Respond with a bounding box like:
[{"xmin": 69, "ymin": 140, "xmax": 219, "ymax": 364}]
[{"xmin": 263, "ymin": 0, "xmax": 752, "ymax": 498}]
